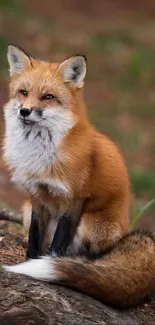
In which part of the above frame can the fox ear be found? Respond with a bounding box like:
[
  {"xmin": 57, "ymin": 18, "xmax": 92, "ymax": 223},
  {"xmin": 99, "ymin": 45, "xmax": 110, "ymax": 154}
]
[
  {"xmin": 7, "ymin": 44, "xmax": 32, "ymax": 76},
  {"xmin": 58, "ymin": 55, "xmax": 87, "ymax": 88}
]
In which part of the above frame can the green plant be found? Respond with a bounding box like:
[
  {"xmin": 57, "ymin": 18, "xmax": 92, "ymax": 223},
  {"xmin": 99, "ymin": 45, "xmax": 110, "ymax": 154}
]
[{"xmin": 132, "ymin": 198, "xmax": 155, "ymax": 226}]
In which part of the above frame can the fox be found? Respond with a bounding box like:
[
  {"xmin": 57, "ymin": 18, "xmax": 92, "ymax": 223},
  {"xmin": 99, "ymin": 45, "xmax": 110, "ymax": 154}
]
[
  {"xmin": 3, "ymin": 44, "xmax": 130, "ymax": 260},
  {"xmin": 4, "ymin": 44, "xmax": 155, "ymax": 308}
]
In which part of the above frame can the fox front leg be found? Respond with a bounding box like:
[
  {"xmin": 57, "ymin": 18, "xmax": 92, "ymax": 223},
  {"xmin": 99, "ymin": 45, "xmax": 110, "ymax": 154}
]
[
  {"xmin": 26, "ymin": 205, "xmax": 48, "ymax": 259},
  {"xmin": 49, "ymin": 200, "xmax": 84, "ymax": 257}
]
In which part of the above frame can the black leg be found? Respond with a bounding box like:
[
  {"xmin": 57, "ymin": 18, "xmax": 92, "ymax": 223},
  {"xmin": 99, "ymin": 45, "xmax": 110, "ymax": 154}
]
[
  {"xmin": 26, "ymin": 210, "xmax": 43, "ymax": 259},
  {"xmin": 49, "ymin": 200, "xmax": 84, "ymax": 257},
  {"xmin": 49, "ymin": 213, "xmax": 72, "ymax": 257}
]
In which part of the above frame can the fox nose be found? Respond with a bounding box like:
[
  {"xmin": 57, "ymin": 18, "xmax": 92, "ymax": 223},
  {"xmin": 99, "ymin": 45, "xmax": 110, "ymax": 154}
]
[{"xmin": 20, "ymin": 108, "xmax": 32, "ymax": 117}]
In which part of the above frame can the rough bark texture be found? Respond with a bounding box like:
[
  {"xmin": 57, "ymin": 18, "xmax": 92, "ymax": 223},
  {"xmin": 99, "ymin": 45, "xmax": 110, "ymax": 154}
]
[{"xmin": 0, "ymin": 230, "xmax": 155, "ymax": 325}]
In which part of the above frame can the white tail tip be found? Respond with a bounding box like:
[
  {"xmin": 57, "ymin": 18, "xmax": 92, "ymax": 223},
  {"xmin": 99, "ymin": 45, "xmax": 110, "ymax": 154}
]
[{"xmin": 3, "ymin": 257, "xmax": 57, "ymax": 281}]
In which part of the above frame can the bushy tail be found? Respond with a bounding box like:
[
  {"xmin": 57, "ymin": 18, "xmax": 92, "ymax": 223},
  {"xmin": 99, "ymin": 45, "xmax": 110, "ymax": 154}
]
[{"xmin": 3, "ymin": 230, "xmax": 155, "ymax": 308}]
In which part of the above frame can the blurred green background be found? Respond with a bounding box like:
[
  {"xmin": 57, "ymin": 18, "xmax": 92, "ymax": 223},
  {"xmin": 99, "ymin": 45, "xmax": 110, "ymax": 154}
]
[{"xmin": 0, "ymin": 0, "xmax": 155, "ymax": 232}]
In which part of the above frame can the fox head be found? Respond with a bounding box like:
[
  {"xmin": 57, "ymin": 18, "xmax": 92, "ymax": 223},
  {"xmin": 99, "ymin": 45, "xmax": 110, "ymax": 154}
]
[
  {"xmin": 3, "ymin": 45, "xmax": 87, "ymax": 174},
  {"xmin": 5, "ymin": 44, "xmax": 87, "ymax": 128}
]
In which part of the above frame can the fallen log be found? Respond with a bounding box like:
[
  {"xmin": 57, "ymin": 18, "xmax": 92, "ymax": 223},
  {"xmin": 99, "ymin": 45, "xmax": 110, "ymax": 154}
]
[{"xmin": 0, "ymin": 208, "xmax": 22, "ymax": 225}]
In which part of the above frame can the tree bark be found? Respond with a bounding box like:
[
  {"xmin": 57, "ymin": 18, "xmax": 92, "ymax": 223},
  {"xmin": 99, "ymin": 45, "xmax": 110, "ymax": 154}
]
[
  {"xmin": 0, "ymin": 230, "xmax": 155, "ymax": 325},
  {"xmin": 0, "ymin": 208, "xmax": 22, "ymax": 224}
]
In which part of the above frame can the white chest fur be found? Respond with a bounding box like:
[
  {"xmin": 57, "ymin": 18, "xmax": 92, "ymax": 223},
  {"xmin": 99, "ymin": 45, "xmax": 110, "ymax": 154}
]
[
  {"xmin": 4, "ymin": 102, "xmax": 74, "ymax": 198},
  {"xmin": 4, "ymin": 102, "xmax": 75, "ymax": 175},
  {"xmin": 4, "ymin": 117, "xmax": 62, "ymax": 175}
]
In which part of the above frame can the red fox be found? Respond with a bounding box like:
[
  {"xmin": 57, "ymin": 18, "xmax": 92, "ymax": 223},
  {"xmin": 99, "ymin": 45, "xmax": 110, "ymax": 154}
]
[
  {"xmin": 3, "ymin": 44, "xmax": 130, "ymax": 259},
  {"xmin": 4, "ymin": 45, "xmax": 155, "ymax": 308}
]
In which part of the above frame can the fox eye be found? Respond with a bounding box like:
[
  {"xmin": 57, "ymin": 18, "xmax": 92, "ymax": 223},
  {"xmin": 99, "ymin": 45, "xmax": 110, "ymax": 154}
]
[
  {"xmin": 19, "ymin": 89, "xmax": 27, "ymax": 96},
  {"xmin": 41, "ymin": 94, "xmax": 54, "ymax": 100}
]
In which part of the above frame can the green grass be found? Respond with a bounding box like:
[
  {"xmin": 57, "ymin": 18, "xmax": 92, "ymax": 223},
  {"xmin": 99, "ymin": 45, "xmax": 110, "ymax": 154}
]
[
  {"xmin": 89, "ymin": 30, "xmax": 134, "ymax": 53},
  {"xmin": 0, "ymin": 0, "xmax": 24, "ymax": 14},
  {"xmin": 130, "ymin": 167, "xmax": 155, "ymax": 197},
  {"xmin": 0, "ymin": 37, "xmax": 8, "ymax": 73},
  {"xmin": 131, "ymin": 198, "xmax": 155, "ymax": 226},
  {"xmin": 121, "ymin": 48, "xmax": 155, "ymax": 89},
  {"xmin": 88, "ymin": 105, "xmax": 140, "ymax": 153},
  {"xmin": 129, "ymin": 49, "xmax": 152, "ymax": 80},
  {"xmin": 125, "ymin": 101, "xmax": 155, "ymax": 119},
  {"xmin": 0, "ymin": 0, "xmax": 20, "ymax": 9},
  {"xmin": 0, "ymin": 0, "xmax": 29, "ymax": 20}
]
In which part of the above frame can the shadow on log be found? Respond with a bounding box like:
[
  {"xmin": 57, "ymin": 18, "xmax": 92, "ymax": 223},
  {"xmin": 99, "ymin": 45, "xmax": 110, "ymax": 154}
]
[{"xmin": 0, "ymin": 230, "xmax": 155, "ymax": 325}]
